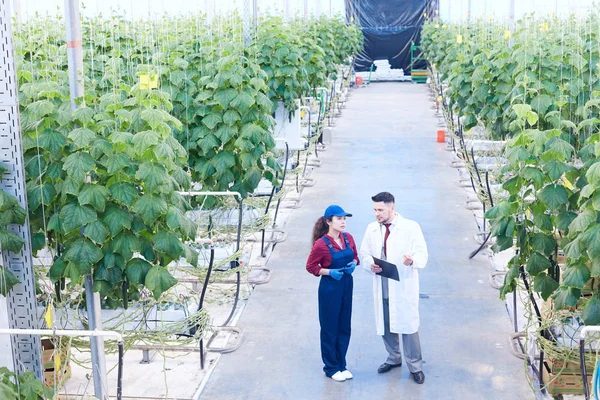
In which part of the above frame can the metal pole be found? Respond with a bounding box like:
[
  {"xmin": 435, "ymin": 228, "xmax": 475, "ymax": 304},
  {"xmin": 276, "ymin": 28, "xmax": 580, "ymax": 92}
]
[
  {"xmin": 64, "ymin": 1, "xmax": 108, "ymax": 398},
  {"xmin": 0, "ymin": 0, "xmax": 43, "ymax": 380},
  {"xmin": 243, "ymin": 0, "xmax": 251, "ymax": 46},
  {"xmin": 329, "ymin": 0, "xmax": 332, "ymax": 17},
  {"xmin": 304, "ymin": 0, "xmax": 308, "ymax": 19},
  {"xmin": 284, "ymin": 0, "xmax": 289, "ymax": 21},
  {"xmin": 509, "ymin": 0, "xmax": 515, "ymax": 48},
  {"xmin": 64, "ymin": 0, "xmax": 84, "ymax": 109},
  {"xmin": 467, "ymin": 0, "xmax": 471, "ymax": 20},
  {"xmin": 13, "ymin": 0, "xmax": 22, "ymax": 27}
]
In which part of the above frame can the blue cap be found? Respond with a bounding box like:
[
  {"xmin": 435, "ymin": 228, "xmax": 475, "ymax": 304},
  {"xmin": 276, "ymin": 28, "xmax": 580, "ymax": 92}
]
[{"xmin": 324, "ymin": 205, "xmax": 352, "ymax": 218}]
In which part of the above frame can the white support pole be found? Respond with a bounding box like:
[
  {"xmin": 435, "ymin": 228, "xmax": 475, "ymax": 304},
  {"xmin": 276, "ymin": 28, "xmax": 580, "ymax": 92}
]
[
  {"xmin": 284, "ymin": 0, "xmax": 289, "ymax": 21},
  {"xmin": 509, "ymin": 0, "xmax": 515, "ymax": 48},
  {"xmin": 304, "ymin": 0, "xmax": 308, "ymax": 19},
  {"xmin": 253, "ymin": 0, "xmax": 258, "ymax": 28},
  {"xmin": 0, "ymin": 0, "xmax": 43, "ymax": 381},
  {"xmin": 64, "ymin": 0, "xmax": 108, "ymax": 398}
]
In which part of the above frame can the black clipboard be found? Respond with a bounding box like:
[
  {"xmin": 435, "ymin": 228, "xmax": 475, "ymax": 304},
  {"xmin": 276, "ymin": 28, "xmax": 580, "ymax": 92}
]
[{"xmin": 373, "ymin": 256, "xmax": 400, "ymax": 281}]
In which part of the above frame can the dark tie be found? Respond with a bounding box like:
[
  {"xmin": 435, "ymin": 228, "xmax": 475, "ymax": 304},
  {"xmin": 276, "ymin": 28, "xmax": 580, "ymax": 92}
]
[{"xmin": 383, "ymin": 223, "xmax": 391, "ymax": 257}]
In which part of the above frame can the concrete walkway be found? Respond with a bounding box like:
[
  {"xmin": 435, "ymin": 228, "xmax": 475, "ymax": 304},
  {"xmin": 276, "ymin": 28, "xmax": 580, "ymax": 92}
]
[{"xmin": 200, "ymin": 83, "xmax": 532, "ymax": 400}]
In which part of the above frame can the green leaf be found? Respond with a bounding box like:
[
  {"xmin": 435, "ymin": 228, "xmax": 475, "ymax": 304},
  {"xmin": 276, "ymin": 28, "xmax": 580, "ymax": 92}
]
[
  {"xmin": 84, "ymin": 221, "xmax": 109, "ymax": 244},
  {"xmin": 79, "ymin": 184, "xmax": 110, "ymax": 212},
  {"xmin": 64, "ymin": 238, "xmax": 103, "ymax": 274},
  {"xmin": 564, "ymin": 237, "xmax": 583, "ymax": 259},
  {"xmin": 133, "ymin": 195, "xmax": 168, "ymax": 226},
  {"xmin": 556, "ymin": 211, "xmax": 578, "ymax": 231},
  {"xmin": 563, "ymin": 262, "xmax": 591, "ymax": 289},
  {"xmin": 197, "ymin": 133, "xmax": 220, "ymax": 153},
  {"xmin": 202, "ymin": 113, "xmax": 223, "ymax": 130},
  {"xmin": 531, "ymin": 233, "xmax": 556, "ymax": 256},
  {"xmin": 214, "ymin": 88, "xmax": 238, "ymax": 108},
  {"xmin": 141, "ymin": 109, "xmax": 166, "ymax": 130},
  {"xmin": 145, "ymin": 266, "xmax": 178, "ymax": 300},
  {"xmin": 533, "ymin": 211, "xmax": 553, "ymax": 231},
  {"xmin": 552, "ymin": 287, "xmax": 581, "ymax": 310},
  {"xmin": 526, "ymin": 111, "xmax": 539, "ymax": 126},
  {"xmin": 543, "ymin": 160, "xmax": 571, "ymax": 181},
  {"xmin": 531, "ymin": 94, "xmax": 553, "ymax": 115},
  {"xmin": 231, "ymin": 92, "xmax": 255, "ymax": 114},
  {"xmin": 31, "ymin": 232, "xmax": 45, "ymax": 253},
  {"xmin": 244, "ymin": 167, "xmax": 262, "ymax": 189},
  {"xmin": 68, "ymin": 128, "xmax": 96, "ymax": 148},
  {"xmin": 520, "ymin": 166, "xmax": 545, "ymax": 189},
  {"xmin": 38, "ymin": 129, "xmax": 66, "ymax": 153},
  {"xmin": 538, "ymin": 184, "xmax": 569, "ymax": 210},
  {"xmin": 223, "ymin": 109, "xmax": 241, "ymax": 125},
  {"xmin": 0, "ymin": 266, "xmax": 20, "ymax": 296},
  {"xmin": 568, "ymin": 209, "xmax": 596, "ymax": 233},
  {"xmin": 63, "ymin": 152, "xmax": 95, "ymax": 183},
  {"xmin": 583, "ymin": 296, "xmax": 600, "ymax": 325},
  {"xmin": 533, "ymin": 273, "xmax": 559, "ymax": 300},
  {"xmin": 587, "ymin": 162, "xmax": 600, "ymax": 184},
  {"xmin": 60, "ymin": 203, "xmax": 97, "ymax": 232},
  {"xmin": 48, "ymin": 257, "xmax": 67, "ymax": 282},
  {"xmin": 591, "ymin": 257, "xmax": 600, "ymax": 277},
  {"xmin": 502, "ymin": 176, "xmax": 522, "ymax": 195},
  {"xmin": 27, "ymin": 183, "xmax": 56, "ymax": 212},
  {"xmin": 132, "ymin": 130, "xmax": 160, "ymax": 155},
  {"xmin": 126, "ymin": 258, "xmax": 153, "ymax": 285},
  {"xmin": 582, "ymin": 225, "xmax": 600, "ymax": 259},
  {"xmin": 112, "ymin": 232, "xmax": 139, "ymax": 260},
  {"xmin": 492, "ymin": 235, "xmax": 514, "ymax": 252},
  {"xmin": 18, "ymin": 371, "xmax": 53, "ymax": 399},
  {"xmin": 102, "ymin": 206, "xmax": 132, "ymax": 236},
  {"xmin": 105, "ymin": 154, "xmax": 131, "ymax": 174},
  {"xmin": 153, "ymin": 142, "xmax": 175, "ymax": 161},
  {"xmin": 136, "ymin": 162, "xmax": 170, "ymax": 193},
  {"xmin": 241, "ymin": 123, "xmax": 267, "ymax": 140},
  {"xmin": 215, "ymin": 125, "xmax": 238, "ymax": 144},
  {"xmin": 153, "ymin": 231, "xmax": 185, "ymax": 259},
  {"xmin": 525, "ymin": 252, "xmax": 551, "ymax": 275},
  {"xmin": 548, "ymin": 138, "xmax": 575, "ymax": 160},
  {"xmin": 212, "ymin": 150, "xmax": 236, "ymax": 171},
  {"xmin": 484, "ymin": 201, "xmax": 513, "ymax": 219},
  {"xmin": 109, "ymin": 182, "xmax": 138, "ymax": 206},
  {"xmin": 26, "ymin": 99, "xmax": 54, "ymax": 120}
]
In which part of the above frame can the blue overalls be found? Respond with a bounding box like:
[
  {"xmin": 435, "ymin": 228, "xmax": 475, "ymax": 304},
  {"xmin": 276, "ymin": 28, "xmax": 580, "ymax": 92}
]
[{"xmin": 318, "ymin": 233, "xmax": 354, "ymax": 377}]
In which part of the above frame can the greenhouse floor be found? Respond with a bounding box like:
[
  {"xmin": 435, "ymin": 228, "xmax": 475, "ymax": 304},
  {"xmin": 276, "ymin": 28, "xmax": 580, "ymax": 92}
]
[{"xmin": 199, "ymin": 82, "xmax": 533, "ymax": 400}]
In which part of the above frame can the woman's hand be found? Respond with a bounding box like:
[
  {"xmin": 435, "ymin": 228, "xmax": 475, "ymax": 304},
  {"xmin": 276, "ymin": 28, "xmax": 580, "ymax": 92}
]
[
  {"xmin": 329, "ymin": 269, "xmax": 344, "ymax": 280},
  {"xmin": 343, "ymin": 261, "xmax": 357, "ymax": 274}
]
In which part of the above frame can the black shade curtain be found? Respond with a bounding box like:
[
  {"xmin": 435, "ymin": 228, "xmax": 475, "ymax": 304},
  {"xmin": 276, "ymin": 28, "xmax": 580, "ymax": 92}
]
[{"xmin": 346, "ymin": 0, "xmax": 439, "ymax": 72}]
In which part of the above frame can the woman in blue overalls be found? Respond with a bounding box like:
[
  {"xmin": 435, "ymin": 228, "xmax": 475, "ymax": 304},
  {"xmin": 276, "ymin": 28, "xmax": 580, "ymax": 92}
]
[{"xmin": 306, "ymin": 205, "xmax": 359, "ymax": 382}]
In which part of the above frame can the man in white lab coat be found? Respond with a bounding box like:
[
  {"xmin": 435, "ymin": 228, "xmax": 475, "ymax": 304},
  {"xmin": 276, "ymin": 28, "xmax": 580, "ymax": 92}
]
[{"xmin": 360, "ymin": 192, "xmax": 428, "ymax": 384}]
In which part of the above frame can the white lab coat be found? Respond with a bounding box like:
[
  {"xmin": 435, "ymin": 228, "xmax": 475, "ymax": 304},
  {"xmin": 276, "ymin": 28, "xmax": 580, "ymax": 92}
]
[{"xmin": 360, "ymin": 213, "xmax": 428, "ymax": 335}]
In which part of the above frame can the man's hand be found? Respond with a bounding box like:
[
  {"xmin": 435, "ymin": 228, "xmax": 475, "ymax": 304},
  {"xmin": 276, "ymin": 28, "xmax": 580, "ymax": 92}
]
[
  {"xmin": 370, "ymin": 263, "xmax": 382, "ymax": 273},
  {"xmin": 403, "ymin": 255, "xmax": 414, "ymax": 266}
]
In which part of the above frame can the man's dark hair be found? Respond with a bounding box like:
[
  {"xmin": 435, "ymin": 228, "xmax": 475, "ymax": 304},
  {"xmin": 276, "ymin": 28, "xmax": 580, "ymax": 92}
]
[{"xmin": 371, "ymin": 192, "xmax": 395, "ymax": 204}]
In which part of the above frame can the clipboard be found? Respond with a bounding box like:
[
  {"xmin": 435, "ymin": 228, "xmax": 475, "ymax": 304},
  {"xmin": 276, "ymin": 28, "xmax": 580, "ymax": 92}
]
[{"xmin": 373, "ymin": 256, "xmax": 399, "ymax": 281}]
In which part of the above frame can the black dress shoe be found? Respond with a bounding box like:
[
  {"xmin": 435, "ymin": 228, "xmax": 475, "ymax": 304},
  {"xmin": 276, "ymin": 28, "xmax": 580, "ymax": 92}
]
[
  {"xmin": 377, "ymin": 362, "xmax": 402, "ymax": 374},
  {"xmin": 412, "ymin": 371, "xmax": 425, "ymax": 384}
]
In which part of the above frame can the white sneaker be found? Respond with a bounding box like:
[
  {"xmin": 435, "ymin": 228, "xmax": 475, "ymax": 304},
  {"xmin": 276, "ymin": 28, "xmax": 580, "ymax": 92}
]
[
  {"xmin": 331, "ymin": 371, "xmax": 346, "ymax": 382},
  {"xmin": 341, "ymin": 370, "xmax": 353, "ymax": 380}
]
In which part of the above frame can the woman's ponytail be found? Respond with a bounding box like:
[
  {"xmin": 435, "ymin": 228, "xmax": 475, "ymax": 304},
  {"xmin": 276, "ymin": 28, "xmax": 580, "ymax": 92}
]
[{"xmin": 311, "ymin": 217, "xmax": 331, "ymax": 244}]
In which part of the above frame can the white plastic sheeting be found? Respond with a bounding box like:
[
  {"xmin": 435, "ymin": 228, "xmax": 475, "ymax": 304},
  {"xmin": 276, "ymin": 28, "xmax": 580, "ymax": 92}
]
[
  {"xmin": 438, "ymin": 0, "xmax": 596, "ymax": 21},
  {"xmin": 13, "ymin": 0, "xmax": 346, "ymax": 20}
]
